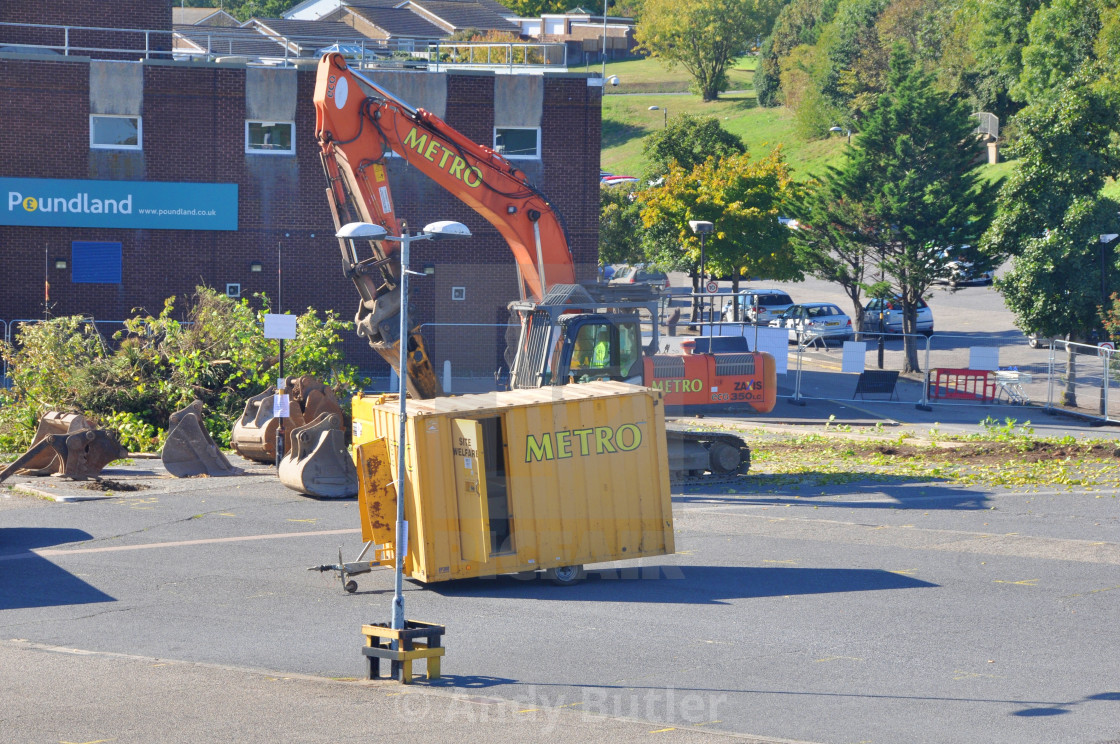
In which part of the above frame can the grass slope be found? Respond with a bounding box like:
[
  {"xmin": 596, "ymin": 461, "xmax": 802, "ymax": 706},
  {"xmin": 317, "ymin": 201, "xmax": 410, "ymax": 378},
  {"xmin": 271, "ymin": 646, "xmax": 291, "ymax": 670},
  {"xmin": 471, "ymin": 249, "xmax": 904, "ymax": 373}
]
[{"xmin": 599, "ymin": 56, "xmax": 1013, "ymax": 187}]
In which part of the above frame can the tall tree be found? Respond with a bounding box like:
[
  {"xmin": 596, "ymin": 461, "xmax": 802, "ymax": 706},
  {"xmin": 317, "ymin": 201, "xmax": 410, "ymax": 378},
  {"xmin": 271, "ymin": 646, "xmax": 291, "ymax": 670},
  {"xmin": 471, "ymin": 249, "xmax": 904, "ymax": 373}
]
[
  {"xmin": 812, "ymin": 45, "xmax": 996, "ymax": 372},
  {"xmin": 635, "ymin": 0, "xmax": 782, "ymax": 101},
  {"xmin": 981, "ymin": 74, "xmax": 1120, "ymax": 405},
  {"xmin": 788, "ymin": 171, "xmax": 877, "ymax": 334}
]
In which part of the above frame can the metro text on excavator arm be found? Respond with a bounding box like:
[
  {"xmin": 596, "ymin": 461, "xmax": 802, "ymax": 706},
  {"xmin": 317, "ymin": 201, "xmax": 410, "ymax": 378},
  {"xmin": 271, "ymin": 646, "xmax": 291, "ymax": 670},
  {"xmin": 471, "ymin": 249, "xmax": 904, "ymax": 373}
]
[{"xmin": 314, "ymin": 53, "xmax": 575, "ymax": 397}]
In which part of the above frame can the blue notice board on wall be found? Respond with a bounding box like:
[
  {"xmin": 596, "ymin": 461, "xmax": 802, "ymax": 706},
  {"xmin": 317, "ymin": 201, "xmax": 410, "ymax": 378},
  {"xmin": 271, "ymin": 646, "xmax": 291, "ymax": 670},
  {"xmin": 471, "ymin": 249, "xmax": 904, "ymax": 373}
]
[
  {"xmin": 72, "ymin": 242, "xmax": 123, "ymax": 284},
  {"xmin": 1, "ymin": 177, "xmax": 238, "ymax": 231}
]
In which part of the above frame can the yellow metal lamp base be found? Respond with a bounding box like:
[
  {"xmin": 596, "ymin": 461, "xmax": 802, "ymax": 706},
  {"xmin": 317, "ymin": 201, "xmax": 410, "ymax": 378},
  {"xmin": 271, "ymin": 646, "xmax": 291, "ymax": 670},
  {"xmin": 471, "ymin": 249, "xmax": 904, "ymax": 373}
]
[{"xmin": 362, "ymin": 621, "xmax": 446, "ymax": 684}]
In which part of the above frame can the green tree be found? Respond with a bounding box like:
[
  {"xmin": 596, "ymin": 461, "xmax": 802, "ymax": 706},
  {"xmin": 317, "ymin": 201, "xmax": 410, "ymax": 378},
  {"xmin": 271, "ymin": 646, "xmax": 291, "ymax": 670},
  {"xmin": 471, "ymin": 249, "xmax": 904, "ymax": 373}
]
[
  {"xmin": 1016, "ymin": 0, "xmax": 1102, "ymax": 105},
  {"xmin": 788, "ymin": 173, "xmax": 877, "ymax": 333},
  {"xmin": 940, "ymin": 0, "xmax": 1043, "ymax": 120},
  {"xmin": 599, "ymin": 184, "xmax": 646, "ymax": 267},
  {"xmin": 818, "ymin": 46, "xmax": 996, "ymax": 372},
  {"xmin": 754, "ymin": 0, "xmax": 841, "ymax": 107},
  {"xmin": 638, "ymin": 148, "xmax": 802, "ymax": 311},
  {"xmin": 982, "ymin": 75, "xmax": 1120, "ymax": 405},
  {"xmin": 640, "ymin": 113, "xmax": 746, "ymax": 181},
  {"xmin": 635, "ymin": 0, "xmax": 782, "ymax": 101}
]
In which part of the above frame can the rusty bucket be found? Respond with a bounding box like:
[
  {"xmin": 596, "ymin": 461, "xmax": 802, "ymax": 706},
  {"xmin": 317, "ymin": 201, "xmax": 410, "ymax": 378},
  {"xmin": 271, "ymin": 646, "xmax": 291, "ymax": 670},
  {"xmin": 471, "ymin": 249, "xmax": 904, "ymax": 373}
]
[{"xmin": 278, "ymin": 413, "xmax": 358, "ymax": 498}]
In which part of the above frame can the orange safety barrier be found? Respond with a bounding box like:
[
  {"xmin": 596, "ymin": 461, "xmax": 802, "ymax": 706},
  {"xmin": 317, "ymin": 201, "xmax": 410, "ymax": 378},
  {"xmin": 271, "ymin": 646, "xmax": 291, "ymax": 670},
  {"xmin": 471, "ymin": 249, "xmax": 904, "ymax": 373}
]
[{"xmin": 929, "ymin": 368, "xmax": 995, "ymax": 402}]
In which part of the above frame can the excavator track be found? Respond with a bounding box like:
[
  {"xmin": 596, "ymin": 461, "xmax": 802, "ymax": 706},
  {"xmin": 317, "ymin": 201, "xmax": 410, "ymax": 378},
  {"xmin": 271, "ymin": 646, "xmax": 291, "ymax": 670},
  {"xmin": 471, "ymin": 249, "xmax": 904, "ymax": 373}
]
[{"xmin": 665, "ymin": 426, "xmax": 751, "ymax": 487}]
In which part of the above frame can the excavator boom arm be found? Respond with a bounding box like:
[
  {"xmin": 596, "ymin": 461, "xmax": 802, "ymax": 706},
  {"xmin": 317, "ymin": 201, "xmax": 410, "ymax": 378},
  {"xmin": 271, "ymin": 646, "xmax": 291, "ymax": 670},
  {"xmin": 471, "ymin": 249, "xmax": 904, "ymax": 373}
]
[{"xmin": 314, "ymin": 53, "xmax": 576, "ymax": 303}]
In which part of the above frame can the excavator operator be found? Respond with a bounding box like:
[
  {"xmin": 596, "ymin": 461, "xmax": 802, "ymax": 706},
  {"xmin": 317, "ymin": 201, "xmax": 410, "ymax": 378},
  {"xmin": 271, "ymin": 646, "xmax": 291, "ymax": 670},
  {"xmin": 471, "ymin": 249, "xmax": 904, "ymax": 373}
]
[{"xmin": 591, "ymin": 328, "xmax": 611, "ymax": 369}]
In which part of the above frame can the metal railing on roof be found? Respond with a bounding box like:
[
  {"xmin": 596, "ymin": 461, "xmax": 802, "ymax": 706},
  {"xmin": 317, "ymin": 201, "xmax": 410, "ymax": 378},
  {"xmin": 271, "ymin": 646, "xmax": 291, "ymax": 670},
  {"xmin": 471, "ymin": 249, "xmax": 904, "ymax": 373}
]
[{"xmin": 0, "ymin": 20, "xmax": 570, "ymax": 71}]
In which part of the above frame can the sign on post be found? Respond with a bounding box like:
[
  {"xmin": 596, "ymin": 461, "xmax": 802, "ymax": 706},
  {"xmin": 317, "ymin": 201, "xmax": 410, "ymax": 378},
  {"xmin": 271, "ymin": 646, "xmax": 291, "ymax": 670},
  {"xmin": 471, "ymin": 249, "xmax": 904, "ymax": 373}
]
[
  {"xmin": 263, "ymin": 313, "xmax": 297, "ymax": 340},
  {"xmin": 705, "ymin": 281, "xmax": 719, "ymax": 294}
]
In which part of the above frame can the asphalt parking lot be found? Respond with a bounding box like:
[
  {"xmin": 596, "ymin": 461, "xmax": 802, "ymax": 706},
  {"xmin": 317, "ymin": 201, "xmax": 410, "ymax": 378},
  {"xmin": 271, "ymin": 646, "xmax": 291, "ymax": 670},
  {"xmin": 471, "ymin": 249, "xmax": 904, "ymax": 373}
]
[
  {"xmin": 4, "ymin": 278, "xmax": 1120, "ymax": 743},
  {"xmin": 3, "ymin": 398, "xmax": 1120, "ymax": 744}
]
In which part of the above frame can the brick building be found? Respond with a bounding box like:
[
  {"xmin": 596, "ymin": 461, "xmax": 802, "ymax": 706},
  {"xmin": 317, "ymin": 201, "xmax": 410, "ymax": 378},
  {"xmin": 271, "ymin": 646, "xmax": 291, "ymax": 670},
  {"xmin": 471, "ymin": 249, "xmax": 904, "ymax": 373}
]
[{"xmin": 0, "ymin": 0, "xmax": 603, "ymax": 380}]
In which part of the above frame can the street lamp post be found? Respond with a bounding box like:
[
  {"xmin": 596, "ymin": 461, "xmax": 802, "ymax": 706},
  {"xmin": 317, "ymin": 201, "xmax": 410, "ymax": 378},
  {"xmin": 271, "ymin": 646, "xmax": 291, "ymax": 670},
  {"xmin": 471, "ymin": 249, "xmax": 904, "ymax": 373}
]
[
  {"xmin": 648, "ymin": 105, "xmax": 668, "ymax": 128},
  {"xmin": 689, "ymin": 220, "xmax": 714, "ymax": 337},
  {"xmin": 829, "ymin": 125, "xmax": 852, "ymax": 144},
  {"xmin": 601, "ymin": 0, "xmax": 608, "ymax": 81},
  {"xmin": 1099, "ymin": 233, "xmax": 1118, "ymax": 414},
  {"xmin": 336, "ymin": 219, "xmax": 471, "ymax": 631}
]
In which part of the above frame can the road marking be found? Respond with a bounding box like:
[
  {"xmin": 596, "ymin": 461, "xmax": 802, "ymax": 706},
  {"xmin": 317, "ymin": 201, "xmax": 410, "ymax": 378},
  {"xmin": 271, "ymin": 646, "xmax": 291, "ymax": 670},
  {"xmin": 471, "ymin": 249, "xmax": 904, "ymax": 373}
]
[
  {"xmin": 21, "ymin": 529, "xmax": 362, "ymax": 559},
  {"xmin": 60, "ymin": 740, "xmax": 115, "ymax": 744},
  {"xmin": 993, "ymin": 579, "xmax": 1038, "ymax": 586},
  {"xmin": 762, "ymin": 559, "xmax": 797, "ymax": 565},
  {"xmin": 953, "ymin": 670, "xmax": 1003, "ymax": 681},
  {"xmin": 1061, "ymin": 584, "xmax": 1120, "ymax": 599},
  {"xmin": 815, "ymin": 656, "xmax": 863, "ymax": 663},
  {"xmin": 649, "ymin": 728, "xmax": 676, "ymax": 733},
  {"xmin": 888, "ymin": 569, "xmax": 918, "ymax": 576}
]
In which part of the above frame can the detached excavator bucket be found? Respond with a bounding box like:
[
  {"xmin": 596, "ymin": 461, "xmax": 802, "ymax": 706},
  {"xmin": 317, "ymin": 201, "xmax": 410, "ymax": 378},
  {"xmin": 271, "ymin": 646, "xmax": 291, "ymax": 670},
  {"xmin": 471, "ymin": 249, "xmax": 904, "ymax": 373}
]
[
  {"xmin": 17, "ymin": 412, "xmax": 97, "ymax": 475},
  {"xmin": 229, "ymin": 386, "xmax": 281, "ymax": 463},
  {"xmin": 161, "ymin": 401, "xmax": 237, "ymax": 478},
  {"xmin": 0, "ymin": 415, "xmax": 127, "ymax": 485},
  {"xmin": 278, "ymin": 413, "xmax": 358, "ymax": 498},
  {"xmin": 229, "ymin": 376, "xmax": 346, "ymax": 463}
]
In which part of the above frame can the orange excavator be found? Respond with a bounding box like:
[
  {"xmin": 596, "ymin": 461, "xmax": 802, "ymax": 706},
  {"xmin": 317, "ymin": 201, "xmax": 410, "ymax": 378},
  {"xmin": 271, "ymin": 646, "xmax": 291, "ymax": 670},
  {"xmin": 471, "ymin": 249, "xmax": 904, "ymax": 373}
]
[{"xmin": 313, "ymin": 53, "xmax": 775, "ymax": 481}]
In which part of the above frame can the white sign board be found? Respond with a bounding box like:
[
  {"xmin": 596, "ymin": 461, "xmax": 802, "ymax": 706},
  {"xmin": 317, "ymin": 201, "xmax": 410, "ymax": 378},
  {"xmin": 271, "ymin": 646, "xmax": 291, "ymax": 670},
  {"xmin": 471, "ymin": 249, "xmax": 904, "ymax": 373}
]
[
  {"xmin": 969, "ymin": 346, "xmax": 1000, "ymax": 372},
  {"xmin": 705, "ymin": 281, "xmax": 719, "ymax": 294},
  {"xmin": 754, "ymin": 326, "xmax": 790, "ymax": 375},
  {"xmin": 841, "ymin": 341, "xmax": 867, "ymax": 374},
  {"xmin": 263, "ymin": 313, "xmax": 297, "ymax": 340}
]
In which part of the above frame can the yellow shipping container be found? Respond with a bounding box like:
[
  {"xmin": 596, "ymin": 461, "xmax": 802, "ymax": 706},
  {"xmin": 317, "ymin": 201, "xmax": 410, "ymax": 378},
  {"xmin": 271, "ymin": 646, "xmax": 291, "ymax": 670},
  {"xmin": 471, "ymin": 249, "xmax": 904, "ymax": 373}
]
[{"xmin": 351, "ymin": 381, "xmax": 674, "ymax": 583}]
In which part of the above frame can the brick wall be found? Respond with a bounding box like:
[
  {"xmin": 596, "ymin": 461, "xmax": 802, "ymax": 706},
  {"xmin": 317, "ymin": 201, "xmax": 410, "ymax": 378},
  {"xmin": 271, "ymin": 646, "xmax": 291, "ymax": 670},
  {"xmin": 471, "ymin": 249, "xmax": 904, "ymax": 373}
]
[{"xmin": 0, "ymin": 55, "xmax": 602, "ymax": 381}]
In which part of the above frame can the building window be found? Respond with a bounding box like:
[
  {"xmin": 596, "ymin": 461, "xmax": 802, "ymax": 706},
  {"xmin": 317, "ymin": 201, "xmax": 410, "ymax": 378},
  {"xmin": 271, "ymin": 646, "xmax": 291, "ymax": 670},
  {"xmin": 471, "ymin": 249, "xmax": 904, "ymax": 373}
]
[
  {"xmin": 246, "ymin": 121, "xmax": 295, "ymax": 155},
  {"xmin": 494, "ymin": 127, "xmax": 540, "ymax": 159},
  {"xmin": 72, "ymin": 242, "xmax": 122, "ymax": 283},
  {"xmin": 226, "ymin": 283, "xmax": 241, "ymax": 298},
  {"xmin": 90, "ymin": 115, "xmax": 141, "ymax": 150}
]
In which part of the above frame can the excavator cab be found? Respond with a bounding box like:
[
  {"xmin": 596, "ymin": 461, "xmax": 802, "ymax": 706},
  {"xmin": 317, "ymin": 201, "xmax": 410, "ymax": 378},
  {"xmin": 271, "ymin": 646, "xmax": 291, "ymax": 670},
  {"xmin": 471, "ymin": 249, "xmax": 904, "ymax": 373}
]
[
  {"xmin": 506, "ymin": 283, "xmax": 658, "ymax": 390},
  {"xmin": 558, "ymin": 316, "xmax": 644, "ymax": 384}
]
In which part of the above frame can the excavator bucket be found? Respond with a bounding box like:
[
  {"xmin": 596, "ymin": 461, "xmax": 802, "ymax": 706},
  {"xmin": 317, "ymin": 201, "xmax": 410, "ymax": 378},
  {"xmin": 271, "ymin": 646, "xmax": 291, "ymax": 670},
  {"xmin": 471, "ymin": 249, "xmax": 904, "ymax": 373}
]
[
  {"xmin": 229, "ymin": 386, "xmax": 282, "ymax": 463},
  {"xmin": 229, "ymin": 376, "xmax": 346, "ymax": 463},
  {"xmin": 18, "ymin": 412, "xmax": 96, "ymax": 475},
  {"xmin": 0, "ymin": 416, "xmax": 127, "ymax": 485},
  {"xmin": 278, "ymin": 413, "xmax": 358, "ymax": 498},
  {"xmin": 161, "ymin": 401, "xmax": 237, "ymax": 478}
]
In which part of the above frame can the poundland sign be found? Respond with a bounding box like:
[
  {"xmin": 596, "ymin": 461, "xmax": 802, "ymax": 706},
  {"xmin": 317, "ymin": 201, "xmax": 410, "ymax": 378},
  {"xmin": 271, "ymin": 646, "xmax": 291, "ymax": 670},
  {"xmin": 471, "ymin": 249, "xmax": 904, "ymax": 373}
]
[{"xmin": 1, "ymin": 177, "xmax": 237, "ymax": 231}]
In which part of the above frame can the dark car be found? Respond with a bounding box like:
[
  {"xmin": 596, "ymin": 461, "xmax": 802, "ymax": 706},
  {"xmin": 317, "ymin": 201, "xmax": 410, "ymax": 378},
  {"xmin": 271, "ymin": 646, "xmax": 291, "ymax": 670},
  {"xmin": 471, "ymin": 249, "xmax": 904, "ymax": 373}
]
[{"xmin": 608, "ymin": 265, "xmax": 670, "ymax": 290}]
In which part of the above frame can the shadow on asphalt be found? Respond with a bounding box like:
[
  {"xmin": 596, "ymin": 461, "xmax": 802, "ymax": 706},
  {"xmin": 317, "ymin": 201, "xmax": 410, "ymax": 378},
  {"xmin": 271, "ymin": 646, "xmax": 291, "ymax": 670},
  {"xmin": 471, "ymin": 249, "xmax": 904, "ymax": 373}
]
[
  {"xmin": 675, "ymin": 479, "xmax": 989, "ymax": 510},
  {"xmin": 0, "ymin": 527, "xmax": 116, "ymax": 610},
  {"xmin": 424, "ymin": 565, "xmax": 937, "ymax": 604}
]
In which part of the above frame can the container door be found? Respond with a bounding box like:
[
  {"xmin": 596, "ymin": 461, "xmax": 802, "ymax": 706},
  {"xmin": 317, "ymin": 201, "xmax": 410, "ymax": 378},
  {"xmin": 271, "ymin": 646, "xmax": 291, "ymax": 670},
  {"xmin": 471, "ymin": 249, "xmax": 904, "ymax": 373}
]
[{"xmin": 452, "ymin": 418, "xmax": 490, "ymax": 564}]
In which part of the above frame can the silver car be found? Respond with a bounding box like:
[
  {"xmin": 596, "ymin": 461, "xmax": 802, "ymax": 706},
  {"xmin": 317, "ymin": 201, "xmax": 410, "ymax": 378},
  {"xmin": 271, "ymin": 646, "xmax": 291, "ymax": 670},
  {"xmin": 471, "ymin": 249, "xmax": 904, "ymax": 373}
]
[
  {"xmin": 863, "ymin": 297, "xmax": 934, "ymax": 336},
  {"xmin": 722, "ymin": 289, "xmax": 795, "ymax": 324},
  {"xmin": 770, "ymin": 303, "xmax": 853, "ymax": 343}
]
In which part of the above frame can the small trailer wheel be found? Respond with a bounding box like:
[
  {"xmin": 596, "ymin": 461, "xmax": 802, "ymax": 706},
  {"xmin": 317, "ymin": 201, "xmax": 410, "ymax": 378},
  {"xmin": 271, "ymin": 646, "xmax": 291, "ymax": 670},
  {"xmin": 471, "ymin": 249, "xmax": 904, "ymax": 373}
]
[
  {"xmin": 545, "ymin": 565, "xmax": 585, "ymax": 586},
  {"xmin": 344, "ymin": 580, "xmax": 358, "ymax": 593}
]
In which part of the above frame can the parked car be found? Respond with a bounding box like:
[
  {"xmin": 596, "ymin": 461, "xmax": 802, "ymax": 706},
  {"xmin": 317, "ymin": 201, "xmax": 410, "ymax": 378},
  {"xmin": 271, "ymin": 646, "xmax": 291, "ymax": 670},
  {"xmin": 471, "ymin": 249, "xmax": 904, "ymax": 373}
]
[
  {"xmin": 608, "ymin": 264, "xmax": 670, "ymax": 290},
  {"xmin": 600, "ymin": 171, "xmax": 639, "ymax": 187},
  {"xmin": 721, "ymin": 288, "xmax": 796, "ymax": 324},
  {"xmin": 863, "ymin": 297, "xmax": 934, "ymax": 336},
  {"xmin": 932, "ymin": 245, "xmax": 995, "ymax": 286},
  {"xmin": 769, "ymin": 303, "xmax": 853, "ymax": 343}
]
